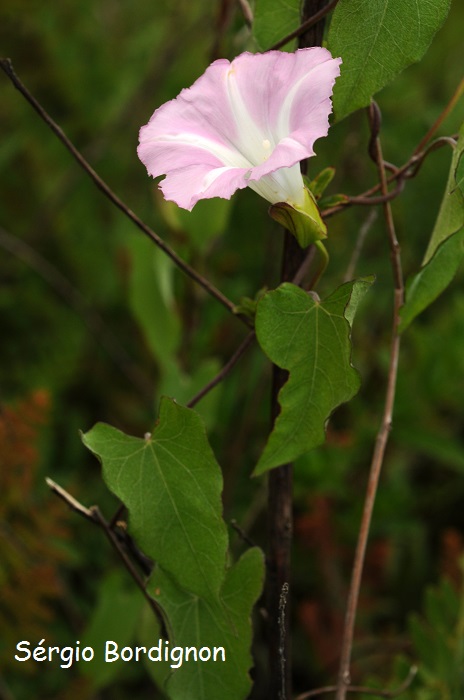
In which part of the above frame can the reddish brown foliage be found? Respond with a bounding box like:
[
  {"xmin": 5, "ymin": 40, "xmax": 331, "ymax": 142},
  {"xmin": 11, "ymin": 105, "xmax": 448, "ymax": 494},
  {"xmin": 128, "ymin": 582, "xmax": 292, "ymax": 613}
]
[{"xmin": 0, "ymin": 391, "xmax": 71, "ymax": 667}]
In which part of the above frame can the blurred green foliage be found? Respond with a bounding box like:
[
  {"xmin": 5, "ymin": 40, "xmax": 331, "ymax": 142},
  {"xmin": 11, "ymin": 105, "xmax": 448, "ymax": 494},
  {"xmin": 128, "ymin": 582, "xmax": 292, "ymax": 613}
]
[{"xmin": 1, "ymin": 0, "xmax": 464, "ymax": 697}]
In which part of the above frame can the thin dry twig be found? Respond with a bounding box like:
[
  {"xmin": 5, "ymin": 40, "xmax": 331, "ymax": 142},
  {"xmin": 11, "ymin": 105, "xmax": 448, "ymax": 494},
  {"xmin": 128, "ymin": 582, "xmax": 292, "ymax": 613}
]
[
  {"xmin": 291, "ymin": 245, "xmax": 317, "ymax": 287},
  {"xmin": 267, "ymin": 0, "xmax": 340, "ymax": 50},
  {"xmin": 321, "ymin": 77, "xmax": 461, "ymax": 220},
  {"xmin": 278, "ymin": 582, "xmax": 290, "ymax": 700},
  {"xmin": 187, "ymin": 229, "xmax": 321, "ymax": 409},
  {"xmin": 237, "ymin": 0, "xmax": 253, "ymax": 27},
  {"xmin": 187, "ymin": 330, "xmax": 255, "ymax": 408},
  {"xmin": 46, "ymin": 477, "xmax": 167, "ymax": 636},
  {"xmin": 0, "ymin": 58, "xmax": 240, "ymax": 321},
  {"xmin": 413, "ymin": 76, "xmax": 464, "ymax": 156},
  {"xmin": 296, "ymin": 665, "xmax": 418, "ymax": 699},
  {"xmin": 335, "ymin": 102, "xmax": 405, "ymax": 700},
  {"xmin": 230, "ymin": 519, "xmax": 258, "ymax": 549},
  {"xmin": 46, "ymin": 477, "xmax": 95, "ymax": 521},
  {"xmin": 343, "ymin": 209, "xmax": 378, "ymax": 282},
  {"xmin": 321, "ymin": 138, "xmax": 454, "ymax": 219},
  {"xmin": 211, "ymin": 0, "xmax": 236, "ymax": 61}
]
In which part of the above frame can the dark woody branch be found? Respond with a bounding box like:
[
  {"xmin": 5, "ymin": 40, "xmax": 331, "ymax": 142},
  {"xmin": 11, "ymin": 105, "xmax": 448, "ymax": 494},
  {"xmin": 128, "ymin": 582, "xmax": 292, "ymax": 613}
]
[
  {"xmin": 0, "ymin": 58, "xmax": 244, "ymax": 323},
  {"xmin": 45, "ymin": 477, "xmax": 167, "ymax": 637}
]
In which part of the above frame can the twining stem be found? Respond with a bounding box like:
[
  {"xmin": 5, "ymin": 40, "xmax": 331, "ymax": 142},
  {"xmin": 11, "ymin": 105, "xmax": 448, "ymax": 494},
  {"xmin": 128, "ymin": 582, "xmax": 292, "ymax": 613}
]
[
  {"xmin": 268, "ymin": 6, "xmax": 332, "ymax": 699},
  {"xmin": 268, "ymin": 0, "xmax": 339, "ymax": 50},
  {"xmin": 413, "ymin": 76, "xmax": 464, "ymax": 156},
  {"xmin": 322, "ymin": 72, "xmax": 463, "ymax": 220},
  {"xmin": 295, "ymin": 664, "xmax": 417, "ymax": 699},
  {"xmin": 309, "ymin": 240, "xmax": 330, "ymax": 288},
  {"xmin": 45, "ymin": 478, "xmax": 167, "ymax": 636},
  {"xmin": 0, "ymin": 58, "xmax": 240, "ymax": 320},
  {"xmin": 236, "ymin": 0, "xmax": 253, "ymax": 27},
  {"xmin": 335, "ymin": 103, "xmax": 404, "ymax": 700},
  {"xmin": 187, "ymin": 331, "xmax": 255, "ymax": 408},
  {"xmin": 268, "ymin": 232, "xmax": 303, "ymax": 700},
  {"xmin": 343, "ymin": 210, "xmax": 378, "ymax": 282}
]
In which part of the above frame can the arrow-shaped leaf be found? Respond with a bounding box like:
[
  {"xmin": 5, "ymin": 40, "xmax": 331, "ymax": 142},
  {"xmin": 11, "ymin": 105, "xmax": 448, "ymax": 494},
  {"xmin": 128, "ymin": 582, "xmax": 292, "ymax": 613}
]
[
  {"xmin": 254, "ymin": 279, "xmax": 372, "ymax": 474},
  {"xmin": 82, "ymin": 399, "xmax": 265, "ymax": 700},
  {"xmin": 327, "ymin": 0, "xmax": 451, "ymax": 121},
  {"xmin": 149, "ymin": 548, "xmax": 264, "ymax": 700},
  {"xmin": 82, "ymin": 397, "xmax": 228, "ymax": 599},
  {"xmin": 400, "ymin": 123, "xmax": 464, "ymax": 332}
]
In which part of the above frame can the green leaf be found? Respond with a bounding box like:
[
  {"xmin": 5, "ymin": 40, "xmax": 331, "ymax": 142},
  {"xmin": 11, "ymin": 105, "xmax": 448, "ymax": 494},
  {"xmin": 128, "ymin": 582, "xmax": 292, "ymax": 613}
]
[
  {"xmin": 80, "ymin": 572, "xmax": 144, "ymax": 688},
  {"xmin": 407, "ymin": 574, "xmax": 464, "ymax": 693},
  {"xmin": 269, "ymin": 187, "xmax": 327, "ymax": 248},
  {"xmin": 158, "ymin": 358, "xmax": 223, "ymax": 431},
  {"xmin": 327, "ymin": 0, "xmax": 452, "ymax": 121},
  {"xmin": 253, "ymin": 0, "xmax": 300, "ymax": 50},
  {"xmin": 455, "ymin": 152, "xmax": 464, "ymax": 195},
  {"xmin": 399, "ymin": 229, "xmax": 464, "ymax": 332},
  {"xmin": 82, "ymin": 397, "xmax": 228, "ymax": 599},
  {"xmin": 149, "ymin": 548, "xmax": 264, "ymax": 700},
  {"xmin": 82, "ymin": 400, "xmax": 265, "ymax": 699},
  {"xmin": 233, "ymin": 287, "xmax": 268, "ymax": 322},
  {"xmin": 318, "ymin": 193, "xmax": 349, "ymax": 210},
  {"xmin": 423, "ymin": 126, "xmax": 464, "ymax": 264},
  {"xmin": 306, "ymin": 167, "xmax": 336, "ymax": 199},
  {"xmin": 254, "ymin": 278, "xmax": 373, "ymax": 474},
  {"xmin": 400, "ymin": 125, "xmax": 464, "ymax": 332}
]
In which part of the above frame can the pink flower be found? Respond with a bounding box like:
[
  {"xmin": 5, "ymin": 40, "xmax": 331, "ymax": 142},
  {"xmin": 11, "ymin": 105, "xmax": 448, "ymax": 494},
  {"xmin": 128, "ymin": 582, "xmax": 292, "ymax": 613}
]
[{"xmin": 138, "ymin": 48, "xmax": 341, "ymax": 213}]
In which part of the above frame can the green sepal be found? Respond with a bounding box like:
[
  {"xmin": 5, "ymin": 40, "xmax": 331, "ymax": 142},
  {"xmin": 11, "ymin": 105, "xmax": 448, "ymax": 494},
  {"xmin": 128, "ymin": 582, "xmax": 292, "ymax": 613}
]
[
  {"xmin": 319, "ymin": 193, "xmax": 350, "ymax": 209},
  {"xmin": 269, "ymin": 187, "xmax": 327, "ymax": 248},
  {"xmin": 233, "ymin": 287, "xmax": 268, "ymax": 321},
  {"xmin": 304, "ymin": 167, "xmax": 336, "ymax": 199}
]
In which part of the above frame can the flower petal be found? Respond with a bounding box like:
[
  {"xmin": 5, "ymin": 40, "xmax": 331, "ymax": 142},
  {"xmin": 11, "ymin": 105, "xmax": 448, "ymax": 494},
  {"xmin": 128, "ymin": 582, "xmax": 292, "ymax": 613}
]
[
  {"xmin": 248, "ymin": 163, "xmax": 307, "ymax": 208},
  {"xmin": 231, "ymin": 49, "xmax": 341, "ymax": 141},
  {"xmin": 138, "ymin": 48, "xmax": 341, "ymax": 210},
  {"xmin": 160, "ymin": 164, "xmax": 249, "ymax": 210},
  {"xmin": 235, "ymin": 49, "xmax": 342, "ymax": 180}
]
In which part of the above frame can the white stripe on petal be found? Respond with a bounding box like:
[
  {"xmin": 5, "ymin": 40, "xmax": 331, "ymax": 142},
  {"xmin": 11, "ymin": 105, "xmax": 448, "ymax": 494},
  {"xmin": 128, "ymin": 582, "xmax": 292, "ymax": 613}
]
[
  {"xmin": 200, "ymin": 165, "xmax": 243, "ymax": 194},
  {"xmin": 138, "ymin": 48, "xmax": 341, "ymax": 212},
  {"xmin": 277, "ymin": 62, "xmax": 326, "ymax": 138},
  {"xmin": 223, "ymin": 68, "xmax": 274, "ymax": 165},
  {"xmin": 149, "ymin": 132, "xmax": 252, "ymax": 170},
  {"xmin": 248, "ymin": 163, "xmax": 306, "ymax": 207}
]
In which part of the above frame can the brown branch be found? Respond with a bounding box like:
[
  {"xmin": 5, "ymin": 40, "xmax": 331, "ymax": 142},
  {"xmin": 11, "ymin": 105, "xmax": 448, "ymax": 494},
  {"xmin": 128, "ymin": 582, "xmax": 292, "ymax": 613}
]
[
  {"xmin": 211, "ymin": 0, "xmax": 236, "ymax": 61},
  {"xmin": 187, "ymin": 331, "xmax": 255, "ymax": 408},
  {"xmin": 278, "ymin": 582, "xmax": 290, "ymax": 699},
  {"xmin": 348, "ymin": 179, "xmax": 405, "ymax": 206},
  {"xmin": 0, "ymin": 58, "xmax": 240, "ymax": 320},
  {"xmin": 237, "ymin": 0, "xmax": 253, "ymax": 27},
  {"xmin": 108, "ymin": 503, "xmax": 126, "ymax": 530},
  {"xmin": 322, "ymin": 136, "xmax": 456, "ymax": 220},
  {"xmin": 291, "ymin": 245, "xmax": 317, "ymax": 287},
  {"xmin": 343, "ymin": 209, "xmax": 378, "ymax": 282},
  {"xmin": 413, "ymin": 76, "xmax": 464, "ymax": 156},
  {"xmin": 296, "ymin": 665, "xmax": 418, "ymax": 699},
  {"xmin": 267, "ymin": 0, "xmax": 339, "ymax": 50},
  {"xmin": 335, "ymin": 102, "xmax": 404, "ymax": 700},
  {"xmin": 45, "ymin": 477, "xmax": 167, "ymax": 636},
  {"xmin": 230, "ymin": 519, "xmax": 258, "ymax": 549},
  {"xmin": 267, "ymin": 8, "xmax": 333, "ymax": 700},
  {"xmin": 46, "ymin": 477, "xmax": 96, "ymax": 522}
]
